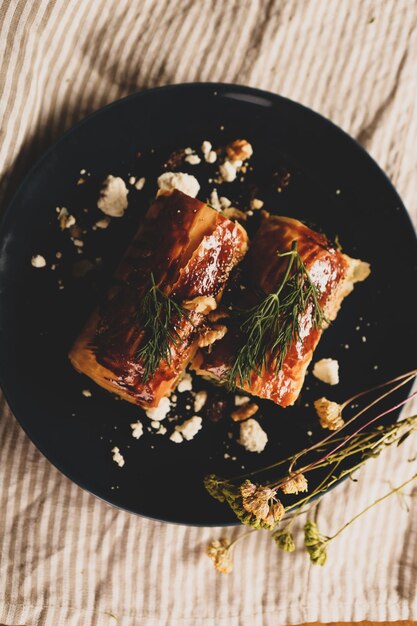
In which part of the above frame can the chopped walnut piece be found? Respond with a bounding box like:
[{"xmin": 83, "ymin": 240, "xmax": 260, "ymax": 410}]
[
  {"xmin": 226, "ymin": 139, "xmax": 253, "ymax": 162},
  {"xmin": 221, "ymin": 207, "xmax": 247, "ymax": 221},
  {"xmin": 198, "ymin": 324, "xmax": 228, "ymax": 348},
  {"xmin": 182, "ymin": 295, "xmax": 217, "ymax": 314},
  {"xmin": 207, "ymin": 307, "xmax": 230, "ymax": 322},
  {"xmin": 231, "ymin": 401, "xmax": 259, "ymax": 422}
]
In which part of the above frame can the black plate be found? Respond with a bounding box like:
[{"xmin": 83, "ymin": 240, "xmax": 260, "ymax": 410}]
[{"xmin": 0, "ymin": 83, "xmax": 416, "ymax": 526}]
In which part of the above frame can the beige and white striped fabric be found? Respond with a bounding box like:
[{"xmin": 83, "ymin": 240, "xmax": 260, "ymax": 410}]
[{"xmin": 1, "ymin": 1, "xmax": 417, "ymax": 624}]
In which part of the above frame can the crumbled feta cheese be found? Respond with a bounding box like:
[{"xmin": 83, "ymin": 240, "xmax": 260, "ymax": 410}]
[
  {"xmin": 170, "ymin": 430, "xmax": 183, "ymax": 443},
  {"xmin": 251, "ymin": 198, "xmax": 264, "ymax": 210},
  {"xmin": 207, "ymin": 151, "xmax": 217, "ymax": 163},
  {"xmin": 151, "ymin": 420, "xmax": 161, "ymax": 429},
  {"xmin": 135, "ymin": 177, "xmax": 146, "ymax": 190},
  {"xmin": 82, "ymin": 389, "xmax": 92, "ymax": 398},
  {"xmin": 56, "ymin": 251, "xmax": 62, "ymax": 259},
  {"xmin": 238, "ymin": 418, "xmax": 268, "ymax": 453},
  {"xmin": 177, "ymin": 373, "xmax": 192, "ymax": 393},
  {"xmin": 95, "ymin": 217, "xmax": 111, "ymax": 229},
  {"xmin": 129, "ymin": 176, "xmax": 136, "ymax": 185},
  {"xmin": 193, "ymin": 390, "xmax": 207, "ymax": 412},
  {"xmin": 157, "ymin": 172, "xmax": 200, "ymax": 198},
  {"xmin": 175, "ymin": 415, "xmax": 202, "ymax": 441},
  {"xmin": 111, "ymin": 446, "xmax": 125, "ymax": 467},
  {"xmin": 362, "ymin": 336, "xmax": 367, "ymax": 343},
  {"xmin": 185, "ymin": 154, "xmax": 201, "ymax": 165},
  {"xmin": 157, "ymin": 425, "xmax": 167, "ymax": 435},
  {"xmin": 219, "ymin": 196, "xmax": 231, "ymax": 209},
  {"xmin": 97, "ymin": 175, "xmax": 129, "ymax": 217},
  {"xmin": 31, "ymin": 254, "xmax": 46, "ymax": 268},
  {"xmin": 130, "ymin": 420, "xmax": 144, "ymax": 439},
  {"xmin": 184, "ymin": 147, "xmax": 193, "ymax": 155},
  {"xmin": 219, "ymin": 160, "xmax": 238, "ymax": 182},
  {"xmin": 201, "ymin": 140, "xmax": 212, "ymax": 158},
  {"xmin": 57, "ymin": 207, "xmax": 76, "ymax": 230},
  {"xmin": 73, "ymin": 238, "xmax": 84, "ymax": 247},
  {"xmin": 234, "ymin": 395, "xmax": 250, "ymax": 406},
  {"xmin": 208, "ymin": 189, "xmax": 221, "ymax": 211},
  {"xmin": 145, "ymin": 396, "xmax": 171, "ymax": 421},
  {"xmin": 312, "ymin": 358, "xmax": 339, "ymax": 385}
]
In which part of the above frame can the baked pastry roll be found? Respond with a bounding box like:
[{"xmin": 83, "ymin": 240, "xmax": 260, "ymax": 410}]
[
  {"xmin": 192, "ymin": 214, "xmax": 370, "ymax": 407},
  {"xmin": 69, "ymin": 190, "xmax": 249, "ymax": 408}
]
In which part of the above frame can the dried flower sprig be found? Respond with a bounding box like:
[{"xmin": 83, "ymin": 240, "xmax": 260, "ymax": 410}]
[
  {"xmin": 206, "ymin": 453, "xmax": 417, "ymax": 573},
  {"xmin": 205, "ymin": 370, "xmax": 417, "ymax": 531}
]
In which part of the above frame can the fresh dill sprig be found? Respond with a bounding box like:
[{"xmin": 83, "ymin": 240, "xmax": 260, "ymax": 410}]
[
  {"xmin": 136, "ymin": 273, "xmax": 189, "ymax": 382},
  {"xmin": 227, "ymin": 240, "xmax": 328, "ymax": 389}
]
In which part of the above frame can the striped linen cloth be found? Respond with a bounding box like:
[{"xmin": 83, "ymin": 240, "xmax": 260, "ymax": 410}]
[{"xmin": 1, "ymin": 1, "xmax": 417, "ymax": 624}]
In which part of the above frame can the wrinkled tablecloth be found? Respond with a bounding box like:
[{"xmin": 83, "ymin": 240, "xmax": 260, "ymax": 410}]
[{"xmin": 1, "ymin": 1, "xmax": 417, "ymax": 624}]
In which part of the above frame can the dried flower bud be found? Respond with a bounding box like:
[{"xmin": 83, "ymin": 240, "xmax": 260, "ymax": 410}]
[
  {"xmin": 240, "ymin": 480, "xmax": 283, "ymax": 527},
  {"xmin": 241, "ymin": 481, "xmax": 274, "ymax": 520},
  {"xmin": 272, "ymin": 529, "xmax": 296, "ymax": 552},
  {"xmin": 314, "ymin": 397, "xmax": 344, "ymax": 430},
  {"xmin": 263, "ymin": 500, "xmax": 285, "ymax": 527},
  {"xmin": 281, "ymin": 473, "xmax": 309, "ymax": 495},
  {"xmin": 206, "ymin": 539, "xmax": 233, "ymax": 574},
  {"xmin": 304, "ymin": 520, "xmax": 328, "ymax": 566}
]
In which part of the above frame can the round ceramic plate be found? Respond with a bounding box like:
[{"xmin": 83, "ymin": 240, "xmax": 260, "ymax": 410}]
[{"xmin": 0, "ymin": 84, "xmax": 416, "ymax": 526}]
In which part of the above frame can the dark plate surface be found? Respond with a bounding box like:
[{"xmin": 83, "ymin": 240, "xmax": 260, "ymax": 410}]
[{"xmin": 0, "ymin": 83, "xmax": 416, "ymax": 526}]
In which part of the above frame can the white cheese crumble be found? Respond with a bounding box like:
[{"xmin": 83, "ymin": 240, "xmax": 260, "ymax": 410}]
[
  {"xmin": 234, "ymin": 395, "xmax": 250, "ymax": 406},
  {"xmin": 193, "ymin": 390, "xmax": 207, "ymax": 413},
  {"xmin": 201, "ymin": 140, "xmax": 212, "ymax": 158},
  {"xmin": 145, "ymin": 396, "xmax": 171, "ymax": 421},
  {"xmin": 31, "ymin": 254, "xmax": 46, "ymax": 268},
  {"xmin": 130, "ymin": 420, "xmax": 144, "ymax": 439},
  {"xmin": 208, "ymin": 189, "xmax": 221, "ymax": 211},
  {"xmin": 177, "ymin": 372, "xmax": 192, "ymax": 393},
  {"xmin": 185, "ymin": 154, "xmax": 201, "ymax": 165},
  {"xmin": 238, "ymin": 418, "xmax": 268, "ymax": 453},
  {"xmin": 169, "ymin": 430, "xmax": 183, "ymax": 444},
  {"xmin": 135, "ymin": 177, "xmax": 146, "ymax": 190},
  {"xmin": 82, "ymin": 389, "xmax": 92, "ymax": 398},
  {"xmin": 57, "ymin": 207, "xmax": 76, "ymax": 230},
  {"xmin": 111, "ymin": 447, "xmax": 125, "ymax": 467},
  {"xmin": 151, "ymin": 420, "xmax": 161, "ymax": 429},
  {"xmin": 157, "ymin": 172, "xmax": 200, "ymax": 198},
  {"xmin": 312, "ymin": 358, "xmax": 339, "ymax": 385},
  {"xmin": 97, "ymin": 175, "xmax": 129, "ymax": 217},
  {"xmin": 175, "ymin": 415, "xmax": 203, "ymax": 441},
  {"xmin": 129, "ymin": 176, "xmax": 136, "ymax": 185},
  {"xmin": 95, "ymin": 217, "xmax": 111, "ymax": 229},
  {"xmin": 156, "ymin": 424, "xmax": 167, "ymax": 435},
  {"xmin": 219, "ymin": 196, "xmax": 231, "ymax": 209},
  {"xmin": 207, "ymin": 150, "xmax": 217, "ymax": 163},
  {"xmin": 219, "ymin": 160, "xmax": 238, "ymax": 182},
  {"xmin": 251, "ymin": 198, "xmax": 264, "ymax": 210}
]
